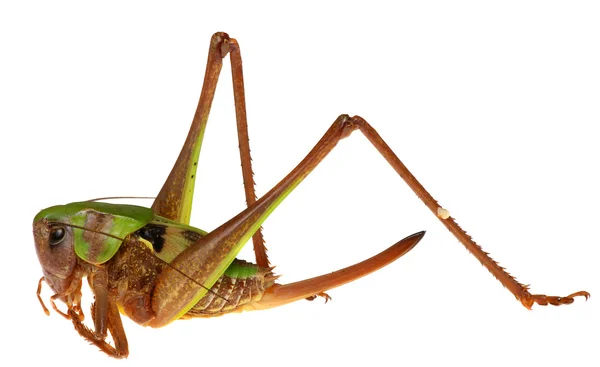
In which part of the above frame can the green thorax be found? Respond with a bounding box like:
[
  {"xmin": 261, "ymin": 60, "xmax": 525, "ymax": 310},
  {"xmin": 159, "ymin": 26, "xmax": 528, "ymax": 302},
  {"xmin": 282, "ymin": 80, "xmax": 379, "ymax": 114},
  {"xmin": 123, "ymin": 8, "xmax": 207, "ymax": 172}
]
[{"xmin": 34, "ymin": 202, "xmax": 154, "ymax": 264}]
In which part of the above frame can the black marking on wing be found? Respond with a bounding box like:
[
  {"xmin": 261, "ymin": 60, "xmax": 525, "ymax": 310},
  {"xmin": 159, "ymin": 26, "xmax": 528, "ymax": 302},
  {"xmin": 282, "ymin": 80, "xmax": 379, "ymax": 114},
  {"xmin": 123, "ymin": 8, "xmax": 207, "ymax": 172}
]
[{"xmin": 135, "ymin": 224, "xmax": 167, "ymax": 253}]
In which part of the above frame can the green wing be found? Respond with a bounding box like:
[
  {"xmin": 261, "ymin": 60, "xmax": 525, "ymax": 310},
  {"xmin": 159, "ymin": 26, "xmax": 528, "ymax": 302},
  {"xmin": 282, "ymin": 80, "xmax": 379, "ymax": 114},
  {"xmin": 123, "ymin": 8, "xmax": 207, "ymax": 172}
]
[
  {"xmin": 132, "ymin": 217, "xmax": 261, "ymax": 280},
  {"xmin": 132, "ymin": 216, "xmax": 207, "ymax": 263}
]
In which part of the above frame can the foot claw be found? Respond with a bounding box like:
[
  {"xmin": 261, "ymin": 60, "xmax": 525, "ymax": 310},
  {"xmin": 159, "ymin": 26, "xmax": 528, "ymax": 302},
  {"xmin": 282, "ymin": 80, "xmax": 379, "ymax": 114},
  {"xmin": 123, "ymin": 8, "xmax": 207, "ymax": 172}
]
[
  {"xmin": 522, "ymin": 290, "xmax": 590, "ymax": 309},
  {"xmin": 305, "ymin": 292, "xmax": 332, "ymax": 303}
]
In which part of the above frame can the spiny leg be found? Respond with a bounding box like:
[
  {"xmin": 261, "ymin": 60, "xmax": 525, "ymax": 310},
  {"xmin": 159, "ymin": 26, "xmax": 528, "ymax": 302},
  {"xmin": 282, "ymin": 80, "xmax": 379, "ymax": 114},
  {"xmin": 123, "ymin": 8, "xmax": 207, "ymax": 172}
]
[
  {"xmin": 152, "ymin": 113, "xmax": 587, "ymax": 325},
  {"xmin": 71, "ymin": 301, "xmax": 128, "ymax": 359},
  {"xmin": 196, "ymin": 115, "xmax": 587, "ymax": 310},
  {"xmin": 70, "ymin": 308, "xmax": 119, "ymax": 357},
  {"xmin": 58, "ymin": 268, "xmax": 128, "ymax": 358},
  {"xmin": 256, "ymin": 115, "xmax": 589, "ymax": 309},
  {"xmin": 151, "ymin": 32, "xmax": 269, "ymax": 267},
  {"xmin": 352, "ymin": 115, "xmax": 589, "ymax": 309},
  {"xmin": 229, "ymin": 39, "xmax": 269, "ymax": 268},
  {"xmin": 150, "ymin": 115, "xmax": 425, "ymax": 325}
]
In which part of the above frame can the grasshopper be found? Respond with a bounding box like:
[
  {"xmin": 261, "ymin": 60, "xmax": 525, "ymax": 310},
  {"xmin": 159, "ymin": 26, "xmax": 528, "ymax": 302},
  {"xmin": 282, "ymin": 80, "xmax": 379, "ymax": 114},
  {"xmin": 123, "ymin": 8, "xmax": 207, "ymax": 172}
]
[{"xmin": 33, "ymin": 32, "xmax": 589, "ymax": 358}]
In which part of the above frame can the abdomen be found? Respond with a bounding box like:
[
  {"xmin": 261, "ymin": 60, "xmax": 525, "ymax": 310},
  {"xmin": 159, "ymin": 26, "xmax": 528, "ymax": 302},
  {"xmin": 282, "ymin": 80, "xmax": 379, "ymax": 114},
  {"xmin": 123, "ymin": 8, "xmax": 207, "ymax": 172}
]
[{"xmin": 184, "ymin": 259, "xmax": 277, "ymax": 317}]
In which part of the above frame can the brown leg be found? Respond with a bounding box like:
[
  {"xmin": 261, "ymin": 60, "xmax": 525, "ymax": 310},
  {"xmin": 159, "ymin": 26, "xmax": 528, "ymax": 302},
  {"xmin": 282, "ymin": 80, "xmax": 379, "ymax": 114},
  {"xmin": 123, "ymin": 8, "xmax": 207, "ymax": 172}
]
[
  {"xmin": 253, "ymin": 115, "xmax": 589, "ymax": 309},
  {"xmin": 151, "ymin": 32, "xmax": 268, "ymax": 267},
  {"xmin": 151, "ymin": 115, "xmax": 423, "ymax": 325},
  {"xmin": 353, "ymin": 115, "xmax": 589, "ymax": 309},
  {"xmin": 70, "ymin": 303, "xmax": 128, "ymax": 359},
  {"xmin": 90, "ymin": 266, "xmax": 109, "ymax": 338},
  {"xmin": 229, "ymin": 39, "xmax": 269, "ymax": 268},
  {"xmin": 153, "ymin": 114, "xmax": 588, "ymax": 325},
  {"xmin": 36, "ymin": 277, "xmax": 50, "ymax": 315},
  {"xmin": 68, "ymin": 267, "xmax": 128, "ymax": 358},
  {"xmin": 38, "ymin": 274, "xmax": 127, "ymax": 358},
  {"xmin": 218, "ymin": 114, "xmax": 590, "ymax": 309},
  {"xmin": 107, "ymin": 301, "xmax": 128, "ymax": 357}
]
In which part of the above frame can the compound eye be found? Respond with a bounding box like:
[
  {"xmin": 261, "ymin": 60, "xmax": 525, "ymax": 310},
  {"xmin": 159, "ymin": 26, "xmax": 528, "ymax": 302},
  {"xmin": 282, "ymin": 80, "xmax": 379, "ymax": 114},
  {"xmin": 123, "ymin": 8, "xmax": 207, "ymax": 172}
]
[{"xmin": 49, "ymin": 226, "xmax": 66, "ymax": 246}]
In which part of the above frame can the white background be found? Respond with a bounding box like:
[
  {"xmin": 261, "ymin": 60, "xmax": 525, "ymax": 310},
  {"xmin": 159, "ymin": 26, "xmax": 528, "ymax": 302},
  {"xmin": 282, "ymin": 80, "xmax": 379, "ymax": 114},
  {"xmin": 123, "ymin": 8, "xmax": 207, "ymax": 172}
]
[{"xmin": 1, "ymin": 1, "xmax": 598, "ymax": 366}]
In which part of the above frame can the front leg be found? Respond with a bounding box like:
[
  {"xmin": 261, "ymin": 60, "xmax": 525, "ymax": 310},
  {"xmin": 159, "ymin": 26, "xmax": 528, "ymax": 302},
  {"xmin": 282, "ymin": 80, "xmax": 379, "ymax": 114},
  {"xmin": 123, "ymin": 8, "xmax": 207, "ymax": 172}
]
[
  {"xmin": 70, "ymin": 301, "xmax": 128, "ymax": 359},
  {"xmin": 71, "ymin": 266, "xmax": 129, "ymax": 358}
]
